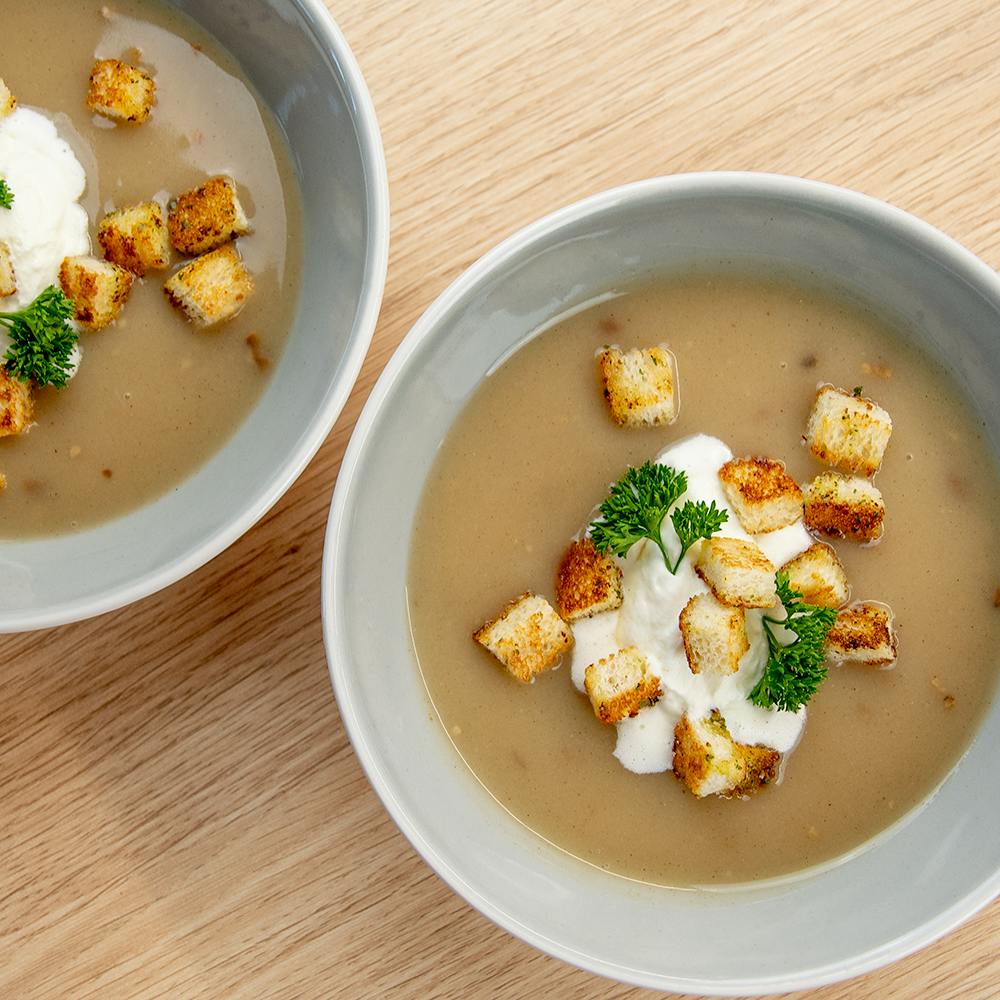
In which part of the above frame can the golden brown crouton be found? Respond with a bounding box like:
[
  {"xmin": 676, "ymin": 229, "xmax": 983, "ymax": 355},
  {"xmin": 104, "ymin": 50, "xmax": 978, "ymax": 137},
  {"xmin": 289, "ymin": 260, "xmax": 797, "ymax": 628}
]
[
  {"xmin": 555, "ymin": 537, "xmax": 623, "ymax": 622},
  {"xmin": 806, "ymin": 384, "xmax": 893, "ymax": 477},
  {"xmin": 473, "ymin": 592, "xmax": 573, "ymax": 683},
  {"xmin": 780, "ymin": 542, "xmax": 850, "ymax": 608},
  {"xmin": 694, "ymin": 537, "xmax": 778, "ymax": 608},
  {"xmin": 0, "ymin": 241, "xmax": 15, "ymax": 298},
  {"xmin": 826, "ymin": 602, "xmax": 897, "ymax": 666},
  {"xmin": 583, "ymin": 647, "xmax": 661, "ymax": 724},
  {"xmin": 718, "ymin": 456, "xmax": 803, "ymax": 534},
  {"xmin": 167, "ymin": 176, "xmax": 252, "ymax": 256},
  {"xmin": 0, "ymin": 368, "xmax": 33, "ymax": 437},
  {"xmin": 58, "ymin": 255, "xmax": 133, "ymax": 331},
  {"xmin": 804, "ymin": 471, "xmax": 884, "ymax": 543},
  {"xmin": 672, "ymin": 711, "xmax": 780, "ymax": 798},
  {"xmin": 163, "ymin": 242, "xmax": 254, "ymax": 327},
  {"xmin": 679, "ymin": 592, "xmax": 749, "ymax": 675},
  {"xmin": 86, "ymin": 59, "xmax": 156, "ymax": 123},
  {"xmin": 98, "ymin": 202, "xmax": 170, "ymax": 276},
  {"xmin": 0, "ymin": 78, "xmax": 16, "ymax": 118},
  {"xmin": 598, "ymin": 345, "xmax": 678, "ymax": 427}
]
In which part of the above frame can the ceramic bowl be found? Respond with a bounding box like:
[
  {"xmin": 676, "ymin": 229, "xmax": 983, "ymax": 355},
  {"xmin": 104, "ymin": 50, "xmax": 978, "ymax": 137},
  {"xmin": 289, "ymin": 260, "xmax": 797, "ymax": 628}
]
[
  {"xmin": 322, "ymin": 173, "xmax": 1000, "ymax": 994},
  {"xmin": 0, "ymin": 0, "xmax": 388, "ymax": 632}
]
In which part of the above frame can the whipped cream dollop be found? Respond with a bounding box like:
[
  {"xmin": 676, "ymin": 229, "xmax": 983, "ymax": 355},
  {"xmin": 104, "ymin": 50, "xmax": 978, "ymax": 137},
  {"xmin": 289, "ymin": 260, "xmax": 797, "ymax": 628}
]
[
  {"xmin": 0, "ymin": 107, "xmax": 90, "ymax": 311},
  {"xmin": 569, "ymin": 434, "xmax": 814, "ymax": 774}
]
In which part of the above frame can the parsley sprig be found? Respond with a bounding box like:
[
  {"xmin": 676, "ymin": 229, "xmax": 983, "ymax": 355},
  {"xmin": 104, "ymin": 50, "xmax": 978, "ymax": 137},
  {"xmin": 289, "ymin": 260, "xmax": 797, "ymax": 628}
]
[
  {"xmin": 589, "ymin": 461, "xmax": 728, "ymax": 573},
  {"xmin": 1, "ymin": 285, "xmax": 79, "ymax": 388},
  {"xmin": 749, "ymin": 573, "xmax": 838, "ymax": 713},
  {"xmin": 0, "ymin": 178, "xmax": 12, "ymax": 210}
]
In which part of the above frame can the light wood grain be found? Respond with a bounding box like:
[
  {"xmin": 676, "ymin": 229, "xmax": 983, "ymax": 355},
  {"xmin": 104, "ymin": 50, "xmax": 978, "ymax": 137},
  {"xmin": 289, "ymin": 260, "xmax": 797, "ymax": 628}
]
[{"xmin": 4, "ymin": 0, "xmax": 1000, "ymax": 996}]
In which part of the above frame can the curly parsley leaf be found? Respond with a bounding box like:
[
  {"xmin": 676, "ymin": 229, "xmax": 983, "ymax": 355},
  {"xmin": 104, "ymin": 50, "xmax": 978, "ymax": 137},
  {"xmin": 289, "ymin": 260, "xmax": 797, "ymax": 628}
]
[
  {"xmin": 0, "ymin": 178, "xmax": 12, "ymax": 210},
  {"xmin": 749, "ymin": 572, "xmax": 838, "ymax": 712},
  {"xmin": 589, "ymin": 461, "xmax": 687, "ymax": 569},
  {"xmin": 1, "ymin": 285, "xmax": 78, "ymax": 388},
  {"xmin": 589, "ymin": 462, "xmax": 728, "ymax": 573},
  {"xmin": 669, "ymin": 499, "xmax": 728, "ymax": 572}
]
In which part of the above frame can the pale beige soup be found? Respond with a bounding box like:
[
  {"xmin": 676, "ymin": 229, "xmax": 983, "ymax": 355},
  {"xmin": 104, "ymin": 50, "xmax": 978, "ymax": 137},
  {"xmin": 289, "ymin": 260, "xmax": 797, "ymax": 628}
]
[
  {"xmin": 1, "ymin": 0, "xmax": 301, "ymax": 537},
  {"xmin": 408, "ymin": 274, "xmax": 1000, "ymax": 887}
]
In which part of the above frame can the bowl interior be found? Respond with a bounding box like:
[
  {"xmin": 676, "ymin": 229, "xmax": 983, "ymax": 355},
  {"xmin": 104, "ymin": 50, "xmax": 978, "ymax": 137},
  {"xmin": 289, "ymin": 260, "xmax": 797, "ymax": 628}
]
[
  {"xmin": 324, "ymin": 174, "xmax": 1000, "ymax": 994},
  {"xmin": 0, "ymin": 0, "xmax": 387, "ymax": 631}
]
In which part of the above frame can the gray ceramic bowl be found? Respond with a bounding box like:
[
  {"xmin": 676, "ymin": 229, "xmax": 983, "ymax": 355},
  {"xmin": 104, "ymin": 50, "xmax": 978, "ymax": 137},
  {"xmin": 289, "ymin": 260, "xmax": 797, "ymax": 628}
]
[
  {"xmin": 323, "ymin": 173, "xmax": 1000, "ymax": 994},
  {"xmin": 0, "ymin": 0, "xmax": 388, "ymax": 631}
]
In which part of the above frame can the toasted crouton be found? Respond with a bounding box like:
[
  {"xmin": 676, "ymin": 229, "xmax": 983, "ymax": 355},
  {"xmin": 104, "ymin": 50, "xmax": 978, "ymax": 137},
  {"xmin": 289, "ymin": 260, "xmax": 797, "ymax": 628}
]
[
  {"xmin": 584, "ymin": 647, "xmax": 661, "ymax": 724},
  {"xmin": 0, "ymin": 368, "xmax": 32, "ymax": 437},
  {"xmin": 806, "ymin": 384, "xmax": 893, "ymax": 477},
  {"xmin": 0, "ymin": 79, "xmax": 16, "ymax": 118},
  {"xmin": 781, "ymin": 542, "xmax": 850, "ymax": 608},
  {"xmin": 673, "ymin": 711, "xmax": 780, "ymax": 798},
  {"xmin": 473, "ymin": 592, "xmax": 573, "ymax": 683},
  {"xmin": 0, "ymin": 242, "xmax": 15, "ymax": 298},
  {"xmin": 556, "ymin": 537, "xmax": 623, "ymax": 621},
  {"xmin": 168, "ymin": 176, "xmax": 252, "ymax": 256},
  {"xmin": 86, "ymin": 59, "xmax": 156, "ymax": 123},
  {"xmin": 598, "ymin": 345, "xmax": 678, "ymax": 427},
  {"xmin": 98, "ymin": 202, "xmax": 170, "ymax": 276},
  {"xmin": 694, "ymin": 537, "xmax": 777, "ymax": 608},
  {"xmin": 58, "ymin": 256, "xmax": 133, "ymax": 330},
  {"xmin": 804, "ymin": 471, "xmax": 884, "ymax": 543},
  {"xmin": 826, "ymin": 601, "xmax": 897, "ymax": 666},
  {"xmin": 718, "ymin": 456, "xmax": 803, "ymax": 534},
  {"xmin": 679, "ymin": 592, "xmax": 749, "ymax": 675},
  {"xmin": 163, "ymin": 242, "xmax": 254, "ymax": 327}
]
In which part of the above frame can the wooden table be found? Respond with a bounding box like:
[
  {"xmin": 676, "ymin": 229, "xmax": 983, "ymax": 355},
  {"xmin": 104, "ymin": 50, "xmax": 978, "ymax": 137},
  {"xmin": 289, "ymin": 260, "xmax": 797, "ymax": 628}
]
[{"xmin": 5, "ymin": 1, "xmax": 1000, "ymax": 996}]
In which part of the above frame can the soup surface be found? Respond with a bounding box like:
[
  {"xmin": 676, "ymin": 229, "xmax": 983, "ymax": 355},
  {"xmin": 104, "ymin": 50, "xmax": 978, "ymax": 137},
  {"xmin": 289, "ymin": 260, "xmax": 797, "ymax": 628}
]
[
  {"xmin": 1, "ymin": 0, "xmax": 301, "ymax": 536},
  {"xmin": 408, "ymin": 274, "xmax": 1000, "ymax": 887}
]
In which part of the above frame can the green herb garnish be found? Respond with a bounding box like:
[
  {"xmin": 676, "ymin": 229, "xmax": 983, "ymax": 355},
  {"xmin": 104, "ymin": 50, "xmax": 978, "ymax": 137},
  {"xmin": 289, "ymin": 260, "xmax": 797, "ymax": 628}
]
[
  {"xmin": 748, "ymin": 572, "xmax": 838, "ymax": 713},
  {"xmin": 669, "ymin": 498, "xmax": 729, "ymax": 571},
  {"xmin": 589, "ymin": 461, "xmax": 728, "ymax": 573},
  {"xmin": 1, "ymin": 286, "xmax": 78, "ymax": 388},
  {"xmin": 853, "ymin": 385, "xmax": 863, "ymax": 397},
  {"xmin": 0, "ymin": 179, "xmax": 12, "ymax": 210}
]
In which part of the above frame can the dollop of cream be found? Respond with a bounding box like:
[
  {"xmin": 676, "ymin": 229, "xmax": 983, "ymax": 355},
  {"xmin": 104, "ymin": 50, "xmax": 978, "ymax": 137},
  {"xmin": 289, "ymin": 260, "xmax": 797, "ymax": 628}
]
[
  {"xmin": 568, "ymin": 434, "xmax": 813, "ymax": 774},
  {"xmin": 0, "ymin": 107, "xmax": 90, "ymax": 310}
]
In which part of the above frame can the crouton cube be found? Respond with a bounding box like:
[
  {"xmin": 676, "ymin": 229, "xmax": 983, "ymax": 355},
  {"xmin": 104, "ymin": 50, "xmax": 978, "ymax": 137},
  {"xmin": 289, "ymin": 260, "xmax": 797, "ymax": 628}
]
[
  {"xmin": 718, "ymin": 456, "xmax": 803, "ymax": 534},
  {"xmin": 679, "ymin": 592, "xmax": 749, "ymax": 675},
  {"xmin": 86, "ymin": 59, "xmax": 155, "ymax": 123},
  {"xmin": 555, "ymin": 537, "xmax": 623, "ymax": 622},
  {"xmin": 163, "ymin": 242, "xmax": 254, "ymax": 328},
  {"xmin": 804, "ymin": 471, "xmax": 884, "ymax": 543},
  {"xmin": 473, "ymin": 592, "xmax": 573, "ymax": 683},
  {"xmin": 0, "ymin": 241, "xmax": 15, "ymax": 298},
  {"xmin": 806, "ymin": 384, "xmax": 893, "ymax": 477},
  {"xmin": 826, "ymin": 602, "xmax": 897, "ymax": 666},
  {"xmin": 0, "ymin": 79, "xmax": 16, "ymax": 118},
  {"xmin": 98, "ymin": 202, "xmax": 170, "ymax": 276},
  {"xmin": 781, "ymin": 542, "xmax": 850, "ymax": 608},
  {"xmin": 168, "ymin": 176, "xmax": 252, "ymax": 256},
  {"xmin": 694, "ymin": 537, "xmax": 777, "ymax": 608},
  {"xmin": 672, "ymin": 711, "xmax": 780, "ymax": 798},
  {"xmin": 584, "ymin": 646, "xmax": 661, "ymax": 724},
  {"xmin": 598, "ymin": 345, "xmax": 678, "ymax": 427},
  {"xmin": 58, "ymin": 255, "xmax": 133, "ymax": 331},
  {"xmin": 0, "ymin": 368, "xmax": 32, "ymax": 437}
]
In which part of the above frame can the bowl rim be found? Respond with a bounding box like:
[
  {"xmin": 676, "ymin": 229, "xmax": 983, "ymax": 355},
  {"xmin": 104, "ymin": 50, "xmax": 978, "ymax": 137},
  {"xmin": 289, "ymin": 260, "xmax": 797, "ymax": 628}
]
[
  {"xmin": 322, "ymin": 171, "xmax": 1000, "ymax": 993},
  {"xmin": 5, "ymin": 0, "xmax": 389, "ymax": 633}
]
